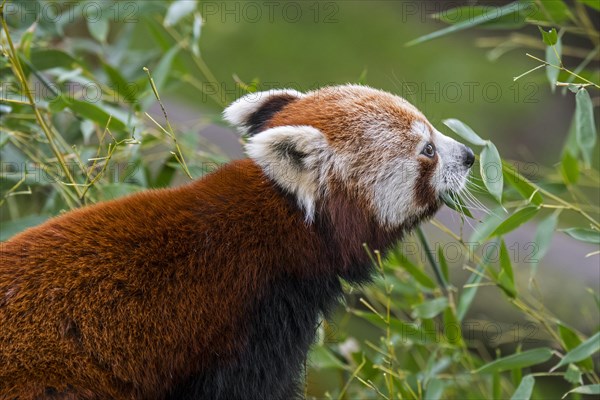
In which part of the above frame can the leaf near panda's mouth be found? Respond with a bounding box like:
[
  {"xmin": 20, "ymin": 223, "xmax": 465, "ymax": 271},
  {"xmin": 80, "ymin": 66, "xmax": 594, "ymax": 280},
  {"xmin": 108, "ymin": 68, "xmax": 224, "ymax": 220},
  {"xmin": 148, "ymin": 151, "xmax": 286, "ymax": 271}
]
[{"xmin": 440, "ymin": 192, "xmax": 474, "ymax": 219}]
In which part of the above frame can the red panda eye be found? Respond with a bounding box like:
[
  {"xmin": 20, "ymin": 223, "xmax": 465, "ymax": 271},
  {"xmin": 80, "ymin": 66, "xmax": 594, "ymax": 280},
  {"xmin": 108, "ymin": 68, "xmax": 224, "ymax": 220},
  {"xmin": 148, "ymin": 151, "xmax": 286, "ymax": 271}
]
[{"xmin": 422, "ymin": 143, "xmax": 436, "ymax": 158}]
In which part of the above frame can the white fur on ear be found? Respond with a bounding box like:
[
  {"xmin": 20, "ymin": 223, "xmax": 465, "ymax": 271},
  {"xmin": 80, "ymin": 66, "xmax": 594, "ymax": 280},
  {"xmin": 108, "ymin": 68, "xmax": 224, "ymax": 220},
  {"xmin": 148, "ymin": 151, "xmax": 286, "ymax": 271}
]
[
  {"xmin": 223, "ymin": 89, "xmax": 305, "ymax": 133},
  {"xmin": 245, "ymin": 125, "xmax": 329, "ymax": 223}
]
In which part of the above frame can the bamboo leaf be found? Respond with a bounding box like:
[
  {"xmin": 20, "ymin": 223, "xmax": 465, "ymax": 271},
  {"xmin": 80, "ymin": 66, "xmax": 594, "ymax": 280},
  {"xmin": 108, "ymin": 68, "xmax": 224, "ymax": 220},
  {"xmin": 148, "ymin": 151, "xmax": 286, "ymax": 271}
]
[
  {"xmin": 87, "ymin": 18, "xmax": 109, "ymax": 43},
  {"xmin": 412, "ymin": 297, "xmax": 449, "ymax": 319},
  {"xmin": 406, "ymin": 1, "xmax": 523, "ymax": 46},
  {"xmin": 476, "ymin": 348, "xmax": 554, "ymax": 374},
  {"xmin": 531, "ymin": 212, "xmax": 558, "ymax": 278},
  {"xmin": 443, "ymin": 119, "xmax": 487, "ymax": 146},
  {"xmin": 511, "ymin": 375, "xmax": 535, "ymax": 400},
  {"xmin": 538, "ymin": 26, "xmax": 558, "ymax": 46},
  {"xmin": 553, "ymin": 332, "xmax": 600, "ymax": 370},
  {"xmin": 564, "ymin": 364, "xmax": 583, "ymax": 385},
  {"xmin": 562, "ymin": 385, "xmax": 600, "ymax": 399},
  {"xmin": 558, "ymin": 323, "xmax": 595, "ymax": 371},
  {"xmin": 164, "ymin": 0, "xmax": 197, "ymax": 27},
  {"xmin": 497, "ymin": 240, "xmax": 516, "ymax": 298},
  {"xmin": 488, "ymin": 207, "xmax": 539, "ymax": 238},
  {"xmin": 481, "ymin": 142, "xmax": 504, "ymax": 203},
  {"xmin": 503, "ymin": 166, "xmax": 543, "ymax": 205},
  {"xmin": 575, "ymin": 89, "xmax": 597, "ymax": 167},
  {"xmin": 562, "ymin": 228, "xmax": 600, "ymax": 244}
]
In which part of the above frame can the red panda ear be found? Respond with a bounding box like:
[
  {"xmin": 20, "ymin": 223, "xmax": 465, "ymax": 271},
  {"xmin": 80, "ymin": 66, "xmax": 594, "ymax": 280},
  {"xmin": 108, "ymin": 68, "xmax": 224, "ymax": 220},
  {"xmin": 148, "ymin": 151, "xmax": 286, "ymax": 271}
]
[
  {"xmin": 245, "ymin": 125, "xmax": 328, "ymax": 222},
  {"xmin": 223, "ymin": 89, "xmax": 304, "ymax": 136}
]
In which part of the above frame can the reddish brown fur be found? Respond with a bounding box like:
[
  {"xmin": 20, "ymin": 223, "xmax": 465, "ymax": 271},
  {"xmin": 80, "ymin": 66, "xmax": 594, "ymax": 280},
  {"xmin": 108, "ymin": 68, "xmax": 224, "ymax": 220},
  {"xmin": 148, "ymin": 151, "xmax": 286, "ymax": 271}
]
[
  {"xmin": 269, "ymin": 87, "xmax": 424, "ymax": 150},
  {"xmin": 1, "ymin": 161, "xmax": 293, "ymax": 398},
  {"xmin": 0, "ymin": 158, "xmax": 409, "ymax": 399}
]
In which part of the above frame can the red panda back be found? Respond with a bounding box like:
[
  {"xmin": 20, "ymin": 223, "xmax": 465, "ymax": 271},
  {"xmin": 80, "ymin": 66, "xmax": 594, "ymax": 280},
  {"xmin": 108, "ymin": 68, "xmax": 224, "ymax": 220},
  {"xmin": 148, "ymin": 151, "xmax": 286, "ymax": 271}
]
[{"xmin": 0, "ymin": 159, "xmax": 315, "ymax": 399}]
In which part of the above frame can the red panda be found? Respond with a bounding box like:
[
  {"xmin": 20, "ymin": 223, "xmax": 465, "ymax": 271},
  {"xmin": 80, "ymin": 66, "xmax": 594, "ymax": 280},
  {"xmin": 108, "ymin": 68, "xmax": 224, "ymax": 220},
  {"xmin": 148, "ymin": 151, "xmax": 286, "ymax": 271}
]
[{"xmin": 0, "ymin": 85, "xmax": 474, "ymax": 399}]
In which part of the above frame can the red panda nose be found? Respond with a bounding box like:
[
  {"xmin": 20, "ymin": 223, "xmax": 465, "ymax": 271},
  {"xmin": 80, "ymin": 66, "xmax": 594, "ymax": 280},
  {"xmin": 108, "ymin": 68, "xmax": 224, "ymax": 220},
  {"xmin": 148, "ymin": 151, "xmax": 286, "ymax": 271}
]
[{"xmin": 463, "ymin": 145, "xmax": 475, "ymax": 168}]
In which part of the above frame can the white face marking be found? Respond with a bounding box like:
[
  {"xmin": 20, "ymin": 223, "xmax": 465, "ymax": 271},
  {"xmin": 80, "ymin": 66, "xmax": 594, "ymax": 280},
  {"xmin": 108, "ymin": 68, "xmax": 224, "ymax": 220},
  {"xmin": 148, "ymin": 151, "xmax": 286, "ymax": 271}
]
[
  {"xmin": 431, "ymin": 129, "xmax": 471, "ymax": 194},
  {"xmin": 245, "ymin": 125, "xmax": 329, "ymax": 223},
  {"xmin": 412, "ymin": 121, "xmax": 431, "ymax": 147},
  {"xmin": 332, "ymin": 118, "xmax": 423, "ymax": 228}
]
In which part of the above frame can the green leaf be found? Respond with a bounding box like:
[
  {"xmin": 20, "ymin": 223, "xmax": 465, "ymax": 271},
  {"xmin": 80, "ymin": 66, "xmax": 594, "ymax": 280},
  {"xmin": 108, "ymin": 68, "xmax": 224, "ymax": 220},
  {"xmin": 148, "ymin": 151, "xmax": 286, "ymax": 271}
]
[
  {"xmin": 67, "ymin": 99, "xmax": 127, "ymax": 132},
  {"xmin": 443, "ymin": 119, "xmax": 487, "ymax": 146},
  {"xmin": 493, "ymin": 371, "xmax": 502, "ymax": 400},
  {"xmin": 475, "ymin": 348, "xmax": 554, "ymax": 374},
  {"xmin": 438, "ymin": 247, "xmax": 449, "ymax": 283},
  {"xmin": 48, "ymin": 95, "xmax": 70, "ymax": 113},
  {"xmin": 470, "ymin": 209, "xmax": 504, "ymax": 244},
  {"xmin": 562, "ymin": 385, "xmax": 600, "ymax": 399},
  {"xmin": 575, "ymin": 89, "xmax": 597, "ymax": 167},
  {"xmin": 497, "ymin": 240, "xmax": 516, "ymax": 298},
  {"xmin": 580, "ymin": 0, "xmax": 600, "ymax": 11},
  {"xmin": 0, "ymin": 215, "xmax": 51, "ymax": 241},
  {"xmin": 511, "ymin": 375, "xmax": 535, "ymax": 400},
  {"xmin": 531, "ymin": 212, "xmax": 558, "ymax": 277},
  {"xmin": 558, "ymin": 323, "xmax": 595, "ymax": 371},
  {"xmin": 443, "ymin": 306, "xmax": 463, "ymax": 345},
  {"xmin": 488, "ymin": 207, "xmax": 539, "ymax": 238},
  {"xmin": 564, "ymin": 363, "xmax": 583, "ymax": 385},
  {"xmin": 503, "ymin": 166, "xmax": 543, "ymax": 205},
  {"xmin": 391, "ymin": 251, "xmax": 437, "ymax": 289},
  {"xmin": 87, "ymin": 18, "xmax": 109, "ymax": 43},
  {"xmin": 562, "ymin": 228, "xmax": 600, "ymax": 244},
  {"xmin": 553, "ymin": 332, "xmax": 600, "ymax": 370},
  {"xmin": 412, "ymin": 297, "xmax": 448, "ymax": 319},
  {"xmin": 30, "ymin": 49, "xmax": 79, "ymax": 70},
  {"xmin": 19, "ymin": 22, "xmax": 36, "ymax": 59},
  {"xmin": 480, "ymin": 142, "xmax": 504, "ymax": 203},
  {"xmin": 441, "ymin": 192, "xmax": 474, "ymax": 218},
  {"xmin": 405, "ymin": 1, "xmax": 523, "ymax": 46},
  {"xmin": 424, "ymin": 379, "xmax": 445, "ymax": 400},
  {"xmin": 560, "ymin": 150, "xmax": 580, "ymax": 184},
  {"xmin": 164, "ymin": 0, "xmax": 197, "ymax": 27},
  {"xmin": 308, "ymin": 345, "xmax": 347, "ymax": 370},
  {"xmin": 545, "ymin": 37, "xmax": 562, "ymax": 92},
  {"xmin": 103, "ymin": 62, "xmax": 137, "ymax": 105},
  {"xmin": 538, "ymin": 26, "xmax": 558, "ymax": 46},
  {"xmin": 530, "ymin": 0, "xmax": 573, "ymax": 23},
  {"xmin": 191, "ymin": 13, "xmax": 203, "ymax": 58},
  {"xmin": 433, "ymin": 5, "xmax": 526, "ymax": 29}
]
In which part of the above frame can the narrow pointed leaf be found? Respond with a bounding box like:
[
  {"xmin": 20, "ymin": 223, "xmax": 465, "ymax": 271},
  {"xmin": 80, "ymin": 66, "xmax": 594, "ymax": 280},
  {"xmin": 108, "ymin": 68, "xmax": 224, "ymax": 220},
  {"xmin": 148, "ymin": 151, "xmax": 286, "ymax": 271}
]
[
  {"xmin": 531, "ymin": 212, "xmax": 558, "ymax": 278},
  {"xmin": 443, "ymin": 119, "xmax": 487, "ymax": 146},
  {"xmin": 562, "ymin": 228, "xmax": 600, "ymax": 244},
  {"xmin": 575, "ymin": 89, "xmax": 597, "ymax": 167},
  {"xmin": 475, "ymin": 348, "xmax": 553, "ymax": 374},
  {"xmin": 553, "ymin": 332, "xmax": 600, "ymax": 370},
  {"xmin": 562, "ymin": 385, "xmax": 600, "ymax": 399},
  {"xmin": 406, "ymin": 1, "xmax": 522, "ymax": 46},
  {"xmin": 488, "ymin": 207, "xmax": 539, "ymax": 238}
]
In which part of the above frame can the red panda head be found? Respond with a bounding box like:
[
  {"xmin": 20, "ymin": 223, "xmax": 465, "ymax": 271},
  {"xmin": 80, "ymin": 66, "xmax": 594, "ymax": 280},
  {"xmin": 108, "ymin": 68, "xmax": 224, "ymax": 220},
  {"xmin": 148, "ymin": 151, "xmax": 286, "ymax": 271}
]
[{"xmin": 224, "ymin": 85, "xmax": 474, "ymax": 228}]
